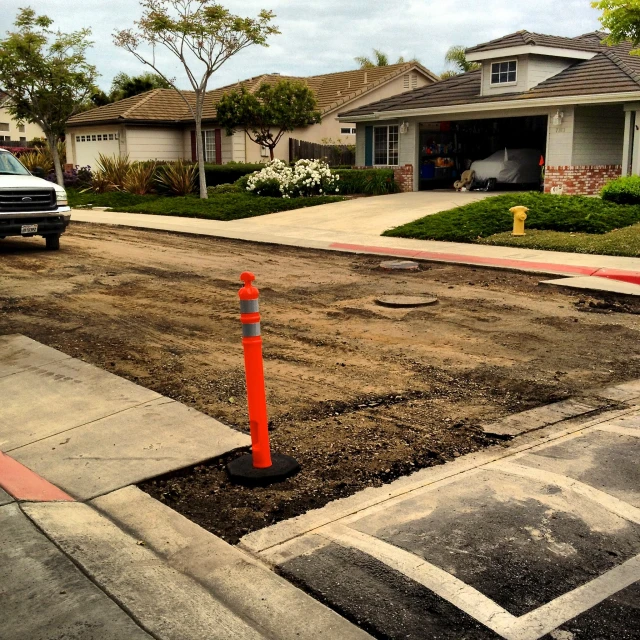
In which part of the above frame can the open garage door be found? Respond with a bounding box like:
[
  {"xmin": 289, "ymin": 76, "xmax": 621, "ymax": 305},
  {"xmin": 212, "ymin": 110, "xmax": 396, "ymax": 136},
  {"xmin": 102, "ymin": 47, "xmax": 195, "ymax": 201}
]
[{"xmin": 419, "ymin": 115, "xmax": 547, "ymax": 191}]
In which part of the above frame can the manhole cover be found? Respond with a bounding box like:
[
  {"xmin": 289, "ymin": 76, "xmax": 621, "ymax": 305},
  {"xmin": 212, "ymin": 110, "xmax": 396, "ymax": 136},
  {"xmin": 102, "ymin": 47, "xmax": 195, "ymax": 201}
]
[
  {"xmin": 375, "ymin": 295, "xmax": 438, "ymax": 308},
  {"xmin": 379, "ymin": 260, "xmax": 420, "ymax": 271}
]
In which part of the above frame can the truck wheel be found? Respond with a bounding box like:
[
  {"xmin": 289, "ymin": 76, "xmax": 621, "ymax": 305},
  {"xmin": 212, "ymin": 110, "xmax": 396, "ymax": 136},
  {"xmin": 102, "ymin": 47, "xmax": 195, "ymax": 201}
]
[{"xmin": 45, "ymin": 234, "xmax": 60, "ymax": 251}]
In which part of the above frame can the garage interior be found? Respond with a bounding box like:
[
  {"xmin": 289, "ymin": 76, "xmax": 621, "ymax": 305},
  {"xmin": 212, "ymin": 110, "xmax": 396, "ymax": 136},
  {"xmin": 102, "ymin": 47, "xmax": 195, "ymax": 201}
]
[{"xmin": 418, "ymin": 115, "xmax": 548, "ymax": 191}]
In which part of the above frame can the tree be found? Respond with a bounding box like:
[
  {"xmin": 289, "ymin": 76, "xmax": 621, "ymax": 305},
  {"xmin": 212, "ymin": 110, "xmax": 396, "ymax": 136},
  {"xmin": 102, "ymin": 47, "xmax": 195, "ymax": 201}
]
[
  {"xmin": 90, "ymin": 72, "xmax": 171, "ymax": 106},
  {"xmin": 216, "ymin": 79, "xmax": 321, "ymax": 160},
  {"xmin": 115, "ymin": 0, "xmax": 279, "ymax": 199},
  {"xmin": 0, "ymin": 8, "xmax": 98, "ymax": 185},
  {"xmin": 593, "ymin": 0, "xmax": 640, "ymax": 52},
  {"xmin": 111, "ymin": 71, "xmax": 172, "ymax": 99},
  {"xmin": 441, "ymin": 45, "xmax": 480, "ymax": 79}
]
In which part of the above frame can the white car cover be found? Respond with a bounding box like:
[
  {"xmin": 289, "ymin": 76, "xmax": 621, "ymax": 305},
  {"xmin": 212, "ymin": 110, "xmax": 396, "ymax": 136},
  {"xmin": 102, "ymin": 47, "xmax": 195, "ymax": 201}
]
[{"xmin": 470, "ymin": 148, "xmax": 541, "ymax": 184}]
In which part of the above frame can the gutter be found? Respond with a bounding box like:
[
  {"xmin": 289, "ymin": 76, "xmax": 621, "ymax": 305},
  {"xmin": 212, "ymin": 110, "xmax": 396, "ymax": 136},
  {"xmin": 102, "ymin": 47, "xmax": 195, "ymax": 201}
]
[{"xmin": 338, "ymin": 90, "xmax": 640, "ymax": 122}]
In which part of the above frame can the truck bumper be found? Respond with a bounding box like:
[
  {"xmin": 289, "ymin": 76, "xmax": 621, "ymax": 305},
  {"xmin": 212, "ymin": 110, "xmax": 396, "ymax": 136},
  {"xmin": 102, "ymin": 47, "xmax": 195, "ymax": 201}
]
[{"xmin": 0, "ymin": 209, "xmax": 71, "ymax": 238}]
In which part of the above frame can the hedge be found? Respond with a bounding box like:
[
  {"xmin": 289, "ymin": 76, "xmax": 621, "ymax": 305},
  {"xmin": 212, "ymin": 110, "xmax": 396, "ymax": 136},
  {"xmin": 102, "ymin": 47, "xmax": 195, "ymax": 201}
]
[
  {"xmin": 202, "ymin": 162, "xmax": 265, "ymax": 186},
  {"xmin": 333, "ymin": 168, "xmax": 398, "ymax": 195},
  {"xmin": 601, "ymin": 175, "xmax": 640, "ymax": 205}
]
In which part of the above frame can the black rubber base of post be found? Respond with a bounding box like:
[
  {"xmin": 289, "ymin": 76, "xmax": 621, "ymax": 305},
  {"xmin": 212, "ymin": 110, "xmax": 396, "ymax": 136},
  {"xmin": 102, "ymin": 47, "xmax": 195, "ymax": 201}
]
[{"xmin": 226, "ymin": 453, "xmax": 301, "ymax": 487}]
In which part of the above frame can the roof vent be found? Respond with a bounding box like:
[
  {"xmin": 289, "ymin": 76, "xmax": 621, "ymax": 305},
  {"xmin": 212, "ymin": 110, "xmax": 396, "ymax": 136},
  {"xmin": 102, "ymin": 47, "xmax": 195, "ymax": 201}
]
[
  {"xmin": 348, "ymin": 80, "xmax": 351, "ymax": 88},
  {"xmin": 272, "ymin": 72, "xmax": 280, "ymax": 76},
  {"xmin": 363, "ymin": 71, "xmax": 368, "ymax": 84}
]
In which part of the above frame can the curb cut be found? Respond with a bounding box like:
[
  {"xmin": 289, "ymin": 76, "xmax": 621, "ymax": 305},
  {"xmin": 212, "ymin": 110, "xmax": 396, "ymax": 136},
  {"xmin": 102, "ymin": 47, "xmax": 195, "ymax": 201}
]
[{"xmin": 0, "ymin": 452, "xmax": 74, "ymax": 502}]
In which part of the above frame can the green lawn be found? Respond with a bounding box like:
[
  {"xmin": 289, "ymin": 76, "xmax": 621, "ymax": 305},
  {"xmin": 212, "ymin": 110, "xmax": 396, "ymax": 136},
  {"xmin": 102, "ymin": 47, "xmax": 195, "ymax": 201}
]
[
  {"xmin": 383, "ymin": 192, "xmax": 640, "ymax": 257},
  {"xmin": 478, "ymin": 225, "xmax": 640, "ymax": 257},
  {"xmin": 68, "ymin": 190, "xmax": 345, "ymax": 222}
]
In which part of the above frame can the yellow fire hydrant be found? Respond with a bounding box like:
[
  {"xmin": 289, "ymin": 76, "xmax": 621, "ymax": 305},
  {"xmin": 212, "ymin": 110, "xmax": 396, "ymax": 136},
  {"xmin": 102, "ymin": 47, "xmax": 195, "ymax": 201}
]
[{"xmin": 509, "ymin": 206, "xmax": 529, "ymax": 236}]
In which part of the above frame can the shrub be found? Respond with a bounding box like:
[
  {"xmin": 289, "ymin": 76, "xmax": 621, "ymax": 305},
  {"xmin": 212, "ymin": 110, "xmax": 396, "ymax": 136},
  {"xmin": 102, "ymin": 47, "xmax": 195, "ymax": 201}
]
[
  {"xmin": 207, "ymin": 182, "xmax": 242, "ymax": 196},
  {"xmin": 246, "ymin": 159, "xmax": 338, "ymax": 198},
  {"xmin": 123, "ymin": 161, "xmax": 157, "ymax": 195},
  {"xmin": 95, "ymin": 154, "xmax": 131, "ymax": 190},
  {"xmin": 234, "ymin": 174, "xmax": 251, "ymax": 191},
  {"xmin": 156, "ymin": 160, "xmax": 197, "ymax": 196},
  {"xmin": 46, "ymin": 165, "xmax": 92, "ymax": 189},
  {"xmin": 202, "ymin": 162, "xmax": 265, "ymax": 186},
  {"xmin": 334, "ymin": 168, "xmax": 398, "ymax": 195},
  {"xmin": 18, "ymin": 148, "xmax": 54, "ymax": 174},
  {"xmin": 601, "ymin": 175, "xmax": 640, "ymax": 204}
]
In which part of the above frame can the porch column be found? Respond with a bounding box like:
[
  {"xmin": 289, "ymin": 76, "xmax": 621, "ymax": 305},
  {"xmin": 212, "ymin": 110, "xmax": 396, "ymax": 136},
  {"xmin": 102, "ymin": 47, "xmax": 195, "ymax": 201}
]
[
  {"xmin": 398, "ymin": 120, "xmax": 419, "ymax": 192},
  {"xmin": 632, "ymin": 111, "xmax": 640, "ymax": 176},
  {"xmin": 622, "ymin": 111, "xmax": 633, "ymax": 176}
]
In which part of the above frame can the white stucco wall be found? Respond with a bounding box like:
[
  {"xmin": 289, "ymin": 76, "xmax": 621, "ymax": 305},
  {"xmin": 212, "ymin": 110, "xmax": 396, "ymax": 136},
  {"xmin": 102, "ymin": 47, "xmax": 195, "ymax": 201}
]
[
  {"xmin": 545, "ymin": 106, "xmax": 575, "ymax": 166},
  {"xmin": 481, "ymin": 56, "xmax": 528, "ymax": 96},
  {"xmin": 572, "ymin": 104, "xmax": 625, "ymax": 165},
  {"xmin": 526, "ymin": 56, "xmax": 574, "ymax": 90},
  {"xmin": 481, "ymin": 55, "xmax": 576, "ymax": 95}
]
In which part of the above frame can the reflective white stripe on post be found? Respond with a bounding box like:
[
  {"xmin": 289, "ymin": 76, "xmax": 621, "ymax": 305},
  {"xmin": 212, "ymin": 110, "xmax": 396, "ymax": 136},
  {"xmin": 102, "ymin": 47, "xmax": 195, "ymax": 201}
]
[
  {"xmin": 242, "ymin": 322, "xmax": 261, "ymax": 337},
  {"xmin": 240, "ymin": 299, "xmax": 260, "ymax": 314}
]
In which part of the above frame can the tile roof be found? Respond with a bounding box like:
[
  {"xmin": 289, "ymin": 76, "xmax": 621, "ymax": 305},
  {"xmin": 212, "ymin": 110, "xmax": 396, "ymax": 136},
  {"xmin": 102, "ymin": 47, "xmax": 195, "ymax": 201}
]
[
  {"xmin": 67, "ymin": 62, "xmax": 438, "ymax": 127},
  {"xmin": 466, "ymin": 30, "xmax": 605, "ymax": 54},
  {"xmin": 340, "ymin": 37, "xmax": 640, "ymax": 118}
]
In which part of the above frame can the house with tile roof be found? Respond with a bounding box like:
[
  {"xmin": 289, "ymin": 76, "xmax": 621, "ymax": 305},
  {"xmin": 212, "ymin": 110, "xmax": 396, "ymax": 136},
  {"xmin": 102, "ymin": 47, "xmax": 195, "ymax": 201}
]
[
  {"xmin": 339, "ymin": 31, "xmax": 640, "ymax": 195},
  {"xmin": 65, "ymin": 62, "xmax": 438, "ymax": 169},
  {"xmin": 0, "ymin": 91, "xmax": 44, "ymax": 147}
]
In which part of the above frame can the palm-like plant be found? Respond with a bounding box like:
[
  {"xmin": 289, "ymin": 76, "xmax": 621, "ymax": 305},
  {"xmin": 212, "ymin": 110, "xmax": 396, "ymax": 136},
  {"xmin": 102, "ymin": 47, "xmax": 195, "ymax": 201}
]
[
  {"xmin": 355, "ymin": 48, "xmax": 389, "ymax": 68},
  {"xmin": 123, "ymin": 161, "xmax": 157, "ymax": 195},
  {"xmin": 156, "ymin": 160, "xmax": 197, "ymax": 196},
  {"xmin": 441, "ymin": 46, "xmax": 480, "ymax": 79}
]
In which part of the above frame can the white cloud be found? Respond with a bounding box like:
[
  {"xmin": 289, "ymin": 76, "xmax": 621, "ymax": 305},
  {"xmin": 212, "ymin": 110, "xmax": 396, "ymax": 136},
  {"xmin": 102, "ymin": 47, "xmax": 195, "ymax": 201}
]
[{"xmin": 0, "ymin": 0, "xmax": 603, "ymax": 90}]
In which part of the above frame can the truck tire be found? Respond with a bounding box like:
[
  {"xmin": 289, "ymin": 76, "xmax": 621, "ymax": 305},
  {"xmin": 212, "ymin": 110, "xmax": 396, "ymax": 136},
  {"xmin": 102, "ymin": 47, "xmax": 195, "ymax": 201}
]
[{"xmin": 45, "ymin": 234, "xmax": 60, "ymax": 251}]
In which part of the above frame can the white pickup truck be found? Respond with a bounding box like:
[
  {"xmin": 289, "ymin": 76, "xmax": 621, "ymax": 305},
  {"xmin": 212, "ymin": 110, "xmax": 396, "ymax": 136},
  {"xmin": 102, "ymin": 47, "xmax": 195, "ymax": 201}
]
[{"xmin": 0, "ymin": 148, "xmax": 70, "ymax": 250}]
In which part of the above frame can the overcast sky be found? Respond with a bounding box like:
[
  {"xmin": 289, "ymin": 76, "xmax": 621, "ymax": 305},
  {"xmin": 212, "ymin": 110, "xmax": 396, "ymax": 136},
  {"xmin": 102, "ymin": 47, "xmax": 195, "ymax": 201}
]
[{"xmin": 0, "ymin": 0, "xmax": 603, "ymax": 91}]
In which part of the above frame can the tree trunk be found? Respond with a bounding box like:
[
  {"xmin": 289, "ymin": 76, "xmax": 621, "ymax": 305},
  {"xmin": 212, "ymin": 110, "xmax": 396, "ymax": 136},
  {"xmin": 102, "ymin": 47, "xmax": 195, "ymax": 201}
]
[
  {"xmin": 48, "ymin": 133, "xmax": 64, "ymax": 187},
  {"xmin": 269, "ymin": 146, "xmax": 274, "ymax": 161},
  {"xmin": 194, "ymin": 94, "xmax": 207, "ymax": 199}
]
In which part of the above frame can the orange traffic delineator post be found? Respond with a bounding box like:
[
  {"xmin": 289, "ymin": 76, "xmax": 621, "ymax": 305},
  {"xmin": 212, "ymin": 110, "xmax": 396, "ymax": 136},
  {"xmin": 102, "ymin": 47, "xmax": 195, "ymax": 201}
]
[{"xmin": 226, "ymin": 271, "xmax": 300, "ymax": 487}]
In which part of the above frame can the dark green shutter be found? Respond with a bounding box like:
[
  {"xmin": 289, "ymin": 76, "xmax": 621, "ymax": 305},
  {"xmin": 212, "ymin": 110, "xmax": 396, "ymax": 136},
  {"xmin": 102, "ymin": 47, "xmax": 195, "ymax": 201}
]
[{"xmin": 364, "ymin": 126, "xmax": 373, "ymax": 167}]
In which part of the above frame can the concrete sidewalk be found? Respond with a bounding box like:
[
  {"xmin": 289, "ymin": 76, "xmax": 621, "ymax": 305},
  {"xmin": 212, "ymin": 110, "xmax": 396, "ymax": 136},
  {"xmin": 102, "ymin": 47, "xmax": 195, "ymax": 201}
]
[
  {"xmin": 70, "ymin": 193, "xmax": 640, "ymax": 290},
  {"xmin": 0, "ymin": 335, "xmax": 370, "ymax": 640},
  {"xmin": 241, "ymin": 381, "xmax": 640, "ymax": 640}
]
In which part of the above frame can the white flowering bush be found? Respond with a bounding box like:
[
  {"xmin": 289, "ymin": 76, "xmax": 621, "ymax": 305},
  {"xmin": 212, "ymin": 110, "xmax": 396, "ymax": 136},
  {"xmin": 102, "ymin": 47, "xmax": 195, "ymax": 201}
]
[{"xmin": 246, "ymin": 159, "xmax": 340, "ymax": 198}]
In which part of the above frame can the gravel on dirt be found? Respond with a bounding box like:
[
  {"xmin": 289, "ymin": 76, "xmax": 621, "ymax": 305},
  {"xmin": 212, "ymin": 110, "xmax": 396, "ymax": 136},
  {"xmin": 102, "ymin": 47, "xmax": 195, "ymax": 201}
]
[{"xmin": 2, "ymin": 224, "xmax": 640, "ymax": 543}]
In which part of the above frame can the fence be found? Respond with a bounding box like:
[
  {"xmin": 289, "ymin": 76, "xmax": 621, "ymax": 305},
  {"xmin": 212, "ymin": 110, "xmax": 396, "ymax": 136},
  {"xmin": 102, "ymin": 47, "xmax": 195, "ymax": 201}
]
[
  {"xmin": 289, "ymin": 138, "xmax": 355, "ymax": 167},
  {"xmin": 0, "ymin": 140, "xmax": 34, "ymax": 148}
]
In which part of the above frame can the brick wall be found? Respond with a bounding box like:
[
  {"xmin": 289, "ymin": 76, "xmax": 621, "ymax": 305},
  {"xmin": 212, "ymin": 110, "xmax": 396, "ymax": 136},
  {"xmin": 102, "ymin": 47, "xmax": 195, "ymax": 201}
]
[
  {"xmin": 393, "ymin": 164, "xmax": 414, "ymax": 193},
  {"xmin": 544, "ymin": 165, "xmax": 622, "ymax": 195}
]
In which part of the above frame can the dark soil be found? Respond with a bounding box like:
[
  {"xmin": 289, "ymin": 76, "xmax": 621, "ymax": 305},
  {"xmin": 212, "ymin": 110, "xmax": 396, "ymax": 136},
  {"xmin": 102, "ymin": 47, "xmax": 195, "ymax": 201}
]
[{"xmin": 2, "ymin": 224, "xmax": 640, "ymax": 544}]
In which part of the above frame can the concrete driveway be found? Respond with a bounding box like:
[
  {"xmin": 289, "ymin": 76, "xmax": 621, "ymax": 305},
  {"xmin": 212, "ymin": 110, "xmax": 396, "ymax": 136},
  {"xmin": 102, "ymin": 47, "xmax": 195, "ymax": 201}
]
[{"xmin": 230, "ymin": 190, "xmax": 493, "ymax": 236}]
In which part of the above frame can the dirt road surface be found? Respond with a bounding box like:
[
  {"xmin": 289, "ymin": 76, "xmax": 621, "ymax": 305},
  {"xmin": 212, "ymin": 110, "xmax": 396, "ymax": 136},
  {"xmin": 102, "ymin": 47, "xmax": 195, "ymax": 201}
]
[{"xmin": 2, "ymin": 224, "xmax": 640, "ymax": 542}]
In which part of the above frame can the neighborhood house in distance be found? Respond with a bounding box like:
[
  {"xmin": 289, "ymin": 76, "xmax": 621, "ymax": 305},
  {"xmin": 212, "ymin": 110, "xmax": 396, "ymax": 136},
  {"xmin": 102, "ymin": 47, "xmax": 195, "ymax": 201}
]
[
  {"xmin": 0, "ymin": 91, "xmax": 44, "ymax": 146},
  {"xmin": 64, "ymin": 62, "xmax": 437, "ymax": 168},
  {"xmin": 340, "ymin": 30, "xmax": 640, "ymax": 195}
]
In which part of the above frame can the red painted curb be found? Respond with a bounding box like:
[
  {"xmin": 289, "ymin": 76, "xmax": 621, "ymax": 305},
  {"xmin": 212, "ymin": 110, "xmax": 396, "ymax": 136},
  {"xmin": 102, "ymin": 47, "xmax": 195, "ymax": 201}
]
[
  {"xmin": 329, "ymin": 242, "xmax": 598, "ymax": 276},
  {"xmin": 0, "ymin": 452, "xmax": 74, "ymax": 502},
  {"xmin": 593, "ymin": 268, "xmax": 640, "ymax": 286}
]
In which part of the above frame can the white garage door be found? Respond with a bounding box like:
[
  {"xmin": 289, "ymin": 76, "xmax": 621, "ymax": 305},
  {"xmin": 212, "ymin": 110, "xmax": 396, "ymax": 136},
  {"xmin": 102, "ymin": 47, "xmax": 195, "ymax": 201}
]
[{"xmin": 73, "ymin": 132, "xmax": 120, "ymax": 168}]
